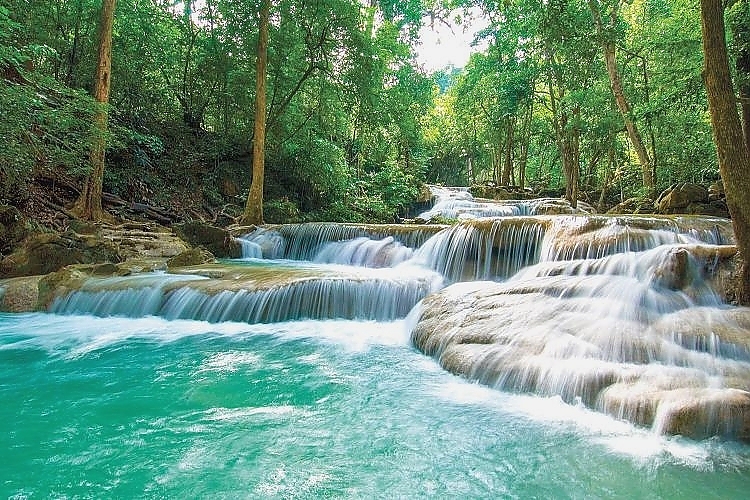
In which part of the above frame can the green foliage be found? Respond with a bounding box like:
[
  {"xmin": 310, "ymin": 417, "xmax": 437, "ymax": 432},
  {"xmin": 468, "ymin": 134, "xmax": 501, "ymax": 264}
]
[
  {"xmin": 0, "ymin": 0, "xmax": 733, "ymax": 220},
  {"xmin": 0, "ymin": 79, "xmax": 97, "ymax": 202},
  {"xmin": 264, "ymin": 198, "xmax": 301, "ymax": 224}
]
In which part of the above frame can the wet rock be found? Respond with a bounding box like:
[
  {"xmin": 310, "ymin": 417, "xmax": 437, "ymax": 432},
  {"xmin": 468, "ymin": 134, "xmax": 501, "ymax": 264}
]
[
  {"xmin": 173, "ymin": 221, "xmax": 241, "ymax": 258},
  {"xmin": 651, "ymin": 247, "xmax": 689, "ymax": 290},
  {"xmin": 0, "ymin": 276, "xmax": 43, "ymax": 312},
  {"xmin": 0, "ymin": 231, "xmax": 122, "ymax": 279},
  {"xmin": 410, "ymin": 272, "xmax": 750, "ymax": 440},
  {"xmin": 683, "ymin": 200, "xmax": 729, "ymax": 219},
  {"xmin": 533, "ymin": 198, "xmax": 595, "ymax": 215},
  {"xmin": 167, "ymin": 247, "xmax": 216, "ymax": 268},
  {"xmin": 68, "ymin": 219, "xmax": 100, "ymax": 235},
  {"xmin": 656, "ymin": 389, "xmax": 750, "ymax": 440},
  {"xmin": 100, "ymin": 225, "xmax": 188, "ymax": 259},
  {"xmin": 37, "ymin": 267, "xmax": 90, "ymax": 309},
  {"xmin": 471, "ymin": 185, "xmax": 514, "ymax": 200}
]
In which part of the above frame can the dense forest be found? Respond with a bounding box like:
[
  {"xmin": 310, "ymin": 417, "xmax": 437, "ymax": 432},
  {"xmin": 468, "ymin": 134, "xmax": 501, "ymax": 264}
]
[{"xmin": 0, "ymin": 0, "xmax": 748, "ymax": 226}]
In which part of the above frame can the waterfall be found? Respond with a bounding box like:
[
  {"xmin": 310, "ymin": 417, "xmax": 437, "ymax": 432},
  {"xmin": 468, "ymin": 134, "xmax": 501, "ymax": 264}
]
[
  {"xmin": 51, "ymin": 264, "xmax": 444, "ymax": 323},
  {"xmin": 412, "ymin": 217, "xmax": 547, "ymax": 282},
  {"xmin": 40, "ymin": 208, "xmax": 750, "ymax": 440},
  {"xmin": 312, "ymin": 236, "xmax": 414, "ymax": 268},
  {"xmin": 237, "ymin": 223, "xmax": 443, "ymax": 260},
  {"xmin": 235, "ymin": 237, "xmax": 263, "ymax": 259},
  {"xmin": 416, "ymin": 184, "xmax": 594, "ymax": 220},
  {"xmin": 409, "ymin": 224, "xmax": 750, "ymax": 440}
]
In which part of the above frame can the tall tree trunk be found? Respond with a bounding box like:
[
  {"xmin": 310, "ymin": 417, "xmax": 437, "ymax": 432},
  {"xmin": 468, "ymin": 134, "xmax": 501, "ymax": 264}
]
[
  {"xmin": 548, "ymin": 73, "xmax": 578, "ymax": 207},
  {"xmin": 518, "ymin": 99, "xmax": 533, "ymax": 190},
  {"xmin": 71, "ymin": 0, "xmax": 116, "ymax": 221},
  {"xmin": 598, "ymin": 135, "xmax": 617, "ymax": 211},
  {"xmin": 501, "ymin": 118, "xmax": 515, "ymax": 186},
  {"xmin": 741, "ymin": 84, "xmax": 750, "ymax": 153},
  {"xmin": 65, "ymin": 0, "xmax": 83, "ymax": 86},
  {"xmin": 701, "ymin": 0, "xmax": 750, "ymax": 304},
  {"xmin": 568, "ymin": 105, "xmax": 581, "ymax": 208},
  {"xmin": 733, "ymin": 0, "xmax": 750, "ymax": 151},
  {"xmin": 588, "ymin": 0, "xmax": 655, "ymax": 197},
  {"xmin": 240, "ymin": 0, "xmax": 270, "ymax": 226}
]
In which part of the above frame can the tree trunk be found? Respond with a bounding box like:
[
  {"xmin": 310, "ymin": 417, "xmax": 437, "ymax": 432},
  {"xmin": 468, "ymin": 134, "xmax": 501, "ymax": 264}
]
[
  {"xmin": 700, "ymin": 0, "xmax": 750, "ymax": 304},
  {"xmin": 518, "ymin": 99, "xmax": 533, "ymax": 190},
  {"xmin": 588, "ymin": 0, "xmax": 655, "ymax": 197},
  {"xmin": 548, "ymin": 73, "xmax": 578, "ymax": 207},
  {"xmin": 598, "ymin": 136, "xmax": 617, "ymax": 211},
  {"xmin": 239, "ymin": 0, "xmax": 270, "ymax": 226},
  {"xmin": 71, "ymin": 0, "xmax": 116, "ymax": 222},
  {"xmin": 735, "ymin": 4, "xmax": 750, "ymax": 151},
  {"xmin": 741, "ymin": 84, "xmax": 750, "ymax": 153},
  {"xmin": 501, "ymin": 118, "xmax": 515, "ymax": 186}
]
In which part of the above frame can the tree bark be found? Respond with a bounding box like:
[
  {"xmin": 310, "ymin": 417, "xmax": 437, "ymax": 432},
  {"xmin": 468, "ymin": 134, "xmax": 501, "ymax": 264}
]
[
  {"xmin": 700, "ymin": 0, "xmax": 750, "ymax": 304},
  {"xmin": 501, "ymin": 118, "xmax": 515, "ymax": 186},
  {"xmin": 588, "ymin": 0, "xmax": 655, "ymax": 197},
  {"xmin": 71, "ymin": 0, "xmax": 116, "ymax": 222},
  {"xmin": 518, "ymin": 99, "xmax": 533, "ymax": 190},
  {"xmin": 548, "ymin": 70, "xmax": 578, "ymax": 208},
  {"xmin": 240, "ymin": 0, "xmax": 270, "ymax": 226},
  {"xmin": 735, "ymin": 6, "xmax": 750, "ymax": 151}
]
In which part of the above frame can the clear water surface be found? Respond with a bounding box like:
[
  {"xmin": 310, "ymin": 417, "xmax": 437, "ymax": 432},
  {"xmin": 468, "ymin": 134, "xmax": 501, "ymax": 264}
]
[{"xmin": 2, "ymin": 312, "xmax": 750, "ymax": 499}]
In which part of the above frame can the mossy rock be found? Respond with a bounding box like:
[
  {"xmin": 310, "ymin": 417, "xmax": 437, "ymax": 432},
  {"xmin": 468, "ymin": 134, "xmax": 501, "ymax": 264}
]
[
  {"xmin": 0, "ymin": 231, "xmax": 122, "ymax": 278},
  {"xmin": 0, "ymin": 276, "xmax": 43, "ymax": 312},
  {"xmin": 37, "ymin": 267, "xmax": 90, "ymax": 309},
  {"xmin": 167, "ymin": 247, "xmax": 216, "ymax": 268},
  {"xmin": 173, "ymin": 221, "xmax": 241, "ymax": 258}
]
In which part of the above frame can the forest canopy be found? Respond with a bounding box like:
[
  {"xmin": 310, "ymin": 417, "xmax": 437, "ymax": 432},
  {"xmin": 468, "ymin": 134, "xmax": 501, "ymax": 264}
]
[{"xmin": 0, "ymin": 0, "xmax": 748, "ymax": 223}]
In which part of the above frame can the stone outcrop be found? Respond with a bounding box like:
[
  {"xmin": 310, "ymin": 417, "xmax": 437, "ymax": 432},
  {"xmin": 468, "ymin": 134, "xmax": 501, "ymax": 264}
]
[
  {"xmin": 0, "ymin": 231, "xmax": 122, "ymax": 279},
  {"xmin": 0, "ymin": 275, "xmax": 44, "ymax": 312},
  {"xmin": 101, "ymin": 223, "xmax": 189, "ymax": 259},
  {"xmin": 173, "ymin": 221, "xmax": 241, "ymax": 258},
  {"xmin": 166, "ymin": 247, "xmax": 216, "ymax": 268},
  {"xmin": 409, "ymin": 248, "xmax": 750, "ymax": 440},
  {"xmin": 655, "ymin": 183, "xmax": 729, "ymax": 218}
]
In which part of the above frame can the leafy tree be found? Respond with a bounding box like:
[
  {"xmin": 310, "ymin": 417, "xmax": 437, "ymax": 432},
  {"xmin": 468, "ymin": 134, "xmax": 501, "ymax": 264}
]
[{"xmin": 588, "ymin": 0, "xmax": 655, "ymax": 197}]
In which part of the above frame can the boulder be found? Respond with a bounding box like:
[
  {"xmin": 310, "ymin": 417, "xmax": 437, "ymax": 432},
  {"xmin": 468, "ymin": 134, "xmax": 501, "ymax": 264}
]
[
  {"xmin": 0, "ymin": 231, "xmax": 122, "ymax": 279},
  {"xmin": 0, "ymin": 263, "xmax": 121, "ymax": 312},
  {"xmin": 173, "ymin": 221, "xmax": 241, "ymax": 258},
  {"xmin": 656, "ymin": 183, "xmax": 709, "ymax": 214},
  {"xmin": 0, "ymin": 276, "xmax": 43, "ymax": 312},
  {"xmin": 683, "ymin": 200, "xmax": 730, "ymax": 219},
  {"xmin": 532, "ymin": 198, "xmax": 596, "ymax": 215},
  {"xmin": 167, "ymin": 247, "xmax": 216, "ymax": 268},
  {"xmin": 410, "ymin": 270, "xmax": 750, "ymax": 440},
  {"xmin": 37, "ymin": 266, "xmax": 90, "ymax": 308}
]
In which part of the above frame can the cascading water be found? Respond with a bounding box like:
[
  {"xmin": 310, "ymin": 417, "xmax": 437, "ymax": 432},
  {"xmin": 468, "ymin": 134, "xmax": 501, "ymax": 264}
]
[
  {"xmin": 409, "ymin": 216, "xmax": 750, "ymax": 441},
  {"xmin": 51, "ymin": 261, "xmax": 444, "ymax": 323},
  {"xmin": 416, "ymin": 184, "xmax": 594, "ymax": 220},
  {"xmin": 3, "ymin": 191, "xmax": 750, "ymax": 497}
]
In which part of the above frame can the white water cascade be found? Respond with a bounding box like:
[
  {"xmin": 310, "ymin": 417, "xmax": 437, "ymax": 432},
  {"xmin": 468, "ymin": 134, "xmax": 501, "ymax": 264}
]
[
  {"xmin": 44, "ymin": 188, "xmax": 750, "ymax": 440},
  {"xmin": 416, "ymin": 185, "xmax": 594, "ymax": 220}
]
